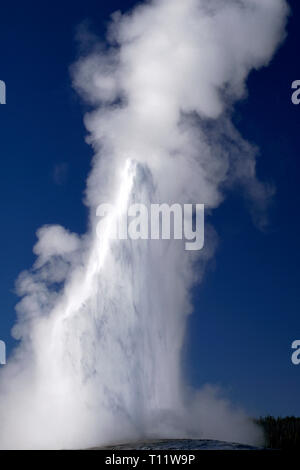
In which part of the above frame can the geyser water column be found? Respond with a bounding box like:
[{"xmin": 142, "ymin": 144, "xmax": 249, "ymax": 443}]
[
  {"xmin": 0, "ymin": 0, "xmax": 289, "ymax": 450},
  {"xmin": 45, "ymin": 157, "xmax": 188, "ymax": 447}
]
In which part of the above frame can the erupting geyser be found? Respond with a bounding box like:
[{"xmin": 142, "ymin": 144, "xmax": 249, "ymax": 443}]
[{"xmin": 0, "ymin": 0, "xmax": 288, "ymax": 449}]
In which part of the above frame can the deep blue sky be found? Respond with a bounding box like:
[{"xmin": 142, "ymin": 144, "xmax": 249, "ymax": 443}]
[{"xmin": 0, "ymin": 0, "xmax": 299, "ymax": 417}]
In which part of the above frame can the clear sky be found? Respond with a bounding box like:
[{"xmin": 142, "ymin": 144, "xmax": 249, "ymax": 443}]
[{"xmin": 0, "ymin": 0, "xmax": 299, "ymax": 417}]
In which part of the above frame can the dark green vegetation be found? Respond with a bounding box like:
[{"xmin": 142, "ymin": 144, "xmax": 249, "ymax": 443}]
[{"xmin": 258, "ymin": 417, "xmax": 300, "ymax": 450}]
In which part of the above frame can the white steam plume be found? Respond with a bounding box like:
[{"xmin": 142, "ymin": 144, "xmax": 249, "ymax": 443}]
[{"xmin": 0, "ymin": 0, "xmax": 288, "ymax": 449}]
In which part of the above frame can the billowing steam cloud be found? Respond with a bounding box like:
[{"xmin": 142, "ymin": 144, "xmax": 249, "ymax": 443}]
[{"xmin": 0, "ymin": 0, "xmax": 288, "ymax": 449}]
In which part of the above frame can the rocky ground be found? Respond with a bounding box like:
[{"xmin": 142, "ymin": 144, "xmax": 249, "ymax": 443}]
[{"xmin": 91, "ymin": 439, "xmax": 263, "ymax": 450}]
